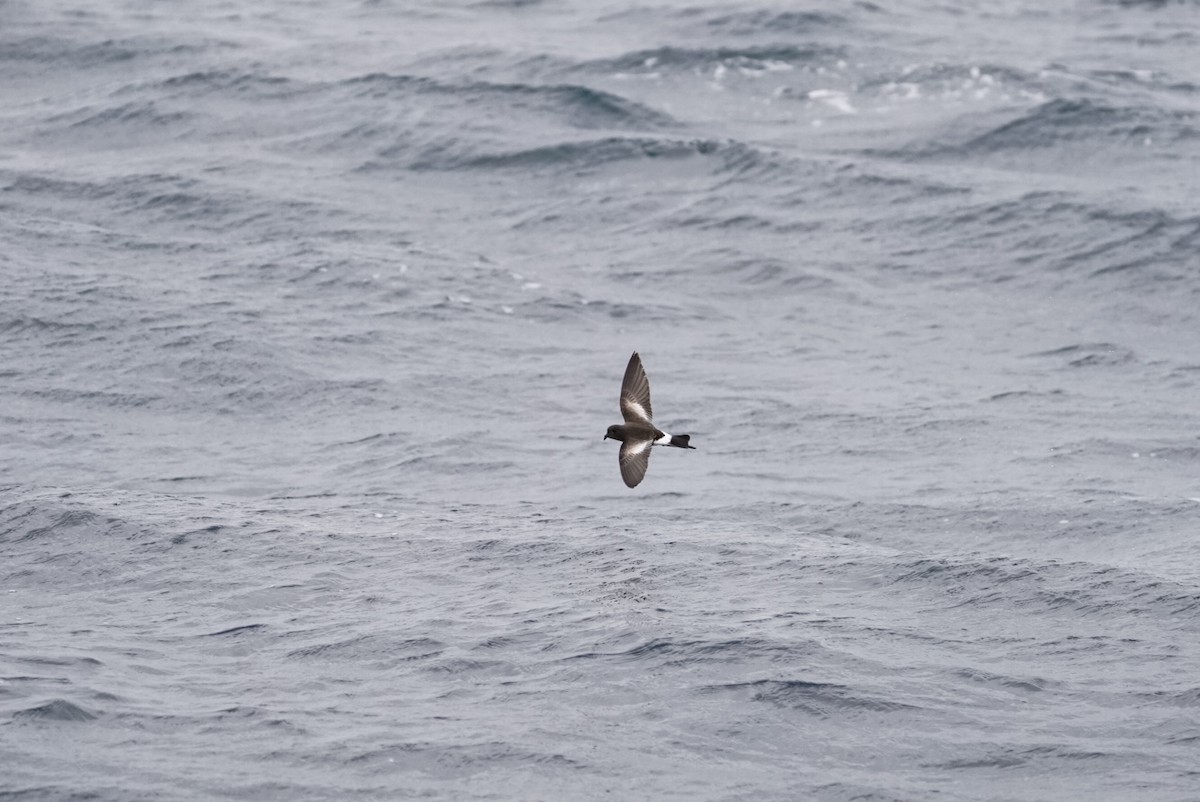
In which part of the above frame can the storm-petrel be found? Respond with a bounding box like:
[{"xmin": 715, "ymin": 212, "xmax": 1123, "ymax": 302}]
[{"xmin": 603, "ymin": 351, "xmax": 696, "ymax": 488}]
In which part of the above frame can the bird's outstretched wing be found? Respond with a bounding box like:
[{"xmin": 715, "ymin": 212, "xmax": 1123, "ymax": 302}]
[
  {"xmin": 620, "ymin": 351, "xmax": 653, "ymax": 424},
  {"xmin": 619, "ymin": 437, "xmax": 652, "ymax": 488}
]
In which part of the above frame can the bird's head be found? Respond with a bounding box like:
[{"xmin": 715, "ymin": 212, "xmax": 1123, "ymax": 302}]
[{"xmin": 604, "ymin": 425, "xmax": 623, "ymax": 441}]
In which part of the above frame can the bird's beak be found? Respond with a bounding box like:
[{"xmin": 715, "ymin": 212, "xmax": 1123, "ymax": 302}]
[{"xmin": 602, "ymin": 434, "xmax": 609, "ymax": 440}]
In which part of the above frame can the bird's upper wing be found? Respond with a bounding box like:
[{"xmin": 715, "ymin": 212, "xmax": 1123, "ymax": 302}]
[
  {"xmin": 620, "ymin": 351, "xmax": 653, "ymax": 424},
  {"xmin": 619, "ymin": 437, "xmax": 652, "ymax": 488}
]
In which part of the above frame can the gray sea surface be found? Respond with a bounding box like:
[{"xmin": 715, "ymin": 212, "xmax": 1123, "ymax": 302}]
[{"xmin": 3, "ymin": 1, "xmax": 1200, "ymax": 799}]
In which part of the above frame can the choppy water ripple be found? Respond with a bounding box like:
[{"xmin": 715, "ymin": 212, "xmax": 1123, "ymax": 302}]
[{"xmin": 3, "ymin": 0, "xmax": 1200, "ymax": 800}]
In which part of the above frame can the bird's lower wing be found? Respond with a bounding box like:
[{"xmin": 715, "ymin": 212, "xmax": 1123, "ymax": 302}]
[{"xmin": 619, "ymin": 438, "xmax": 652, "ymax": 488}]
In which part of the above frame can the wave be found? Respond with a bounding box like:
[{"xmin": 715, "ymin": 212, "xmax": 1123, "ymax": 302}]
[
  {"xmin": 1048, "ymin": 204, "xmax": 1200, "ymax": 285},
  {"xmin": 0, "ymin": 493, "xmax": 156, "ymax": 550},
  {"xmin": 966, "ymin": 98, "xmax": 1196, "ymax": 151},
  {"xmin": 700, "ymin": 679, "xmax": 920, "ymax": 715},
  {"xmin": 287, "ymin": 636, "xmax": 445, "ymax": 663},
  {"xmin": 251, "ymin": 73, "xmax": 687, "ymax": 167},
  {"xmin": 155, "ymin": 68, "xmax": 301, "ymax": 100},
  {"xmin": 12, "ymin": 698, "xmax": 98, "ymax": 722},
  {"xmin": 0, "ymin": 35, "xmax": 224, "ymax": 69},
  {"xmin": 597, "ymin": 4, "xmax": 850, "ymax": 35},
  {"xmin": 1025, "ymin": 342, "xmax": 1139, "ymax": 367},
  {"xmin": 934, "ymin": 743, "xmax": 1119, "ymax": 771},
  {"xmin": 699, "ymin": 10, "xmax": 850, "ymax": 36},
  {"xmin": 856, "ymin": 62, "xmax": 1047, "ymax": 112},
  {"xmin": 47, "ymin": 100, "xmax": 194, "ymax": 133},
  {"xmin": 413, "ymin": 136, "xmax": 716, "ymax": 172},
  {"xmin": 1, "ymin": 169, "xmax": 273, "ymax": 232},
  {"xmin": 567, "ymin": 636, "xmax": 824, "ymax": 665},
  {"xmin": 347, "ymin": 72, "xmax": 676, "ymax": 131},
  {"xmin": 902, "ymin": 97, "xmax": 1199, "ymax": 160},
  {"xmin": 367, "ymin": 135, "xmax": 764, "ymax": 175},
  {"xmin": 577, "ymin": 44, "xmax": 841, "ymax": 77},
  {"xmin": 1102, "ymin": 0, "xmax": 1200, "ymax": 8},
  {"xmin": 876, "ymin": 187, "xmax": 1200, "ymax": 289},
  {"xmin": 890, "ymin": 554, "xmax": 1200, "ymax": 619}
]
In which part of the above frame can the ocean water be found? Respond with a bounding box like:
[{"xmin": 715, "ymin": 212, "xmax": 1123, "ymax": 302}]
[{"xmin": 3, "ymin": 0, "xmax": 1200, "ymax": 799}]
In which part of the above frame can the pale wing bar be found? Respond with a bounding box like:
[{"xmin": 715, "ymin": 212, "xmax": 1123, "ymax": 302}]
[
  {"xmin": 618, "ymin": 438, "xmax": 652, "ymax": 488},
  {"xmin": 619, "ymin": 351, "xmax": 653, "ymax": 424}
]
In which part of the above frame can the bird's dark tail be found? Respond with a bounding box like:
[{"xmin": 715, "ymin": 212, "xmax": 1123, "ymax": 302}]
[{"xmin": 669, "ymin": 434, "xmax": 696, "ymax": 449}]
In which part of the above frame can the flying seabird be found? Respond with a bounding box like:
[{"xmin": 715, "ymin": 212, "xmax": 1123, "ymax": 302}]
[{"xmin": 603, "ymin": 351, "xmax": 696, "ymax": 488}]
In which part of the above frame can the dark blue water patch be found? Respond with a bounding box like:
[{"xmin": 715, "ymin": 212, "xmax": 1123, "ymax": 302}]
[
  {"xmin": 576, "ymin": 44, "xmax": 843, "ymax": 77},
  {"xmin": 954, "ymin": 667, "xmax": 1047, "ymax": 693},
  {"xmin": 1008, "ymin": 634, "xmax": 1165, "ymax": 664},
  {"xmin": 890, "ymin": 555, "xmax": 1200, "ymax": 620},
  {"xmin": 471, "ymin": 0, "xmax": 548, "ymax": 7},
  {"xmin": 0, "ymin": 313, "xmax": 108, "ymax": 345},
  {"xmin": 699, "ymin": 9, "xmax": 850, "ymax": 36},
  {"xmin": 1, "ymin": 316, "xmax": 376, "ymax": 417},
  {"xmin": 199, "ymin": 705, "xmax": 307, "ymax": 738},
  {"xmin": 0, "ymin": 35, "xmax": 221, "ymax": 69},
  {"xmin": 4, "ymin": 654, "xmax": 105, "ymax": 672},
  {"xmin": 596, "ymin": 3, "xmax": 850, "ymax": 33},
  {"xmin": 36, "ymin": 100, "xmax": 196, "ymax": 141},
  {"xmin": 320, "ymin": 431, "xmax": 408, "ymax": 453},
  {"xmin": 1, "ymin": 172, "xmax": 118, "ymax": 206},
  {"xmin": 699, "ymin": 679, "xmax": 919, "ymax": 715},
  {"xmin": 1041, "ymin": 437, "xmax": 1200, "ymax": 468},
  {"xmin": 917, "ymin": 97, "xmax": 1200, "ymax": 156},
  {"xmin": 0, "ymin": 506, "xmax": 100, "ymax": 544},
  {"xmin": 269, "ymin": 72, "xmax": 682, "ymax": 165},
  {"xmin": 13, "ymin": 69, "xmax": 321, "ymax": 149},
  {"xmin": 287, "ymin": 635, "xmax": 446, "ymax": 663},
  {"xmin": 984, "ymin": 388, "xmax": 1068, "ymax": 403},
  {"xmin": 1137, "ymin": 444, "xmax": 1200, "ymax": 462},
  {"xmin": 660, "ymin": 206, "xmax": 779, "ymax": 234},
  {"xmin": 888, "ymin": 189, "xmax": 1064, "ymax": 251},
  {"xmin": 819, "ymin": 167, "xmax": 973, "ymax": 206},
  {"xmin": 931, "ymin": 744, "xmax": 1103, "ymax": 770},
  {"xmin": 152, "ymin": 68, "xmax": 302, "ymax": 101},
  {"xmin": 18, "ymin": 387, "xmax": 167, "ymax": 412},
  {"xmin": 1, "ymin": 169, "xmax": 300, "ymax": 234},
  {"xmin": 202, "ymin": 623, "xmax": 267, "ymax": 638},
  {"xmin": 566, "ymin": 636, "xmax": 826, "ymax": 666},
  {"xmin": 703, "ymin": 257, "xmax": 838, "ymax": 292},
  {"xmin": 346, "ymin": 73, "xmax": 677, "ymax": 131},
  {"xmin": 1076, "ymin": 214, "xmax": 1200, "ymax": 280},
  {"xmin": 1104, "ymin": 0, "xmax": 1200, "ymax": 7},
  {"xmin": 872, "ymin": 188, "xmax": 1200, "ymax": 290},
  {"xmin": 347, "ymin": 740, "xmax": 586, "ymax": 777},
  {"xmin": 1135, "ymin": 686, "xmax": 1200, "ymax": 707},
  {"xmin": 114, "ymin": 182, "xmax": 247, "ymax": 228},
  {"xmin": 352, "ymin": 125, "xmax": 758, "ymax": 175},
  {"xmin": 397, "ymin": 136, "xmax": 731, "ymax": 173},
  {"xmin": 12, "ymin": 698, "xmax": 98, "ymax": 722},
  {"xmin": 418, "ymin": 657, "xmax": 521, "ymax": 679},
  {"xmin": 516, "ymin": 297, "xmax": 720, "ymax": 325},
  {"xmin": 0, "ymin": 492, "xmax": 237, "ymax": 561},
  {"xmin": 1024, "ymin": 342, "xmax": 1139, "ymax": 368},
  {"xmin": 809, "ymin": 783, "xmax": 908, "ymax": 802},
  {"xmin": 389, "ymin": 452, "xmax": 518, "ymax": 478}
]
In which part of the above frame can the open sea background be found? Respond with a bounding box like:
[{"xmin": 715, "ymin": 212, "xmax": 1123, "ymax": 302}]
[{"xmin": 3, "ymin": 0, "xmax": 1200, "ymax": 799}]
